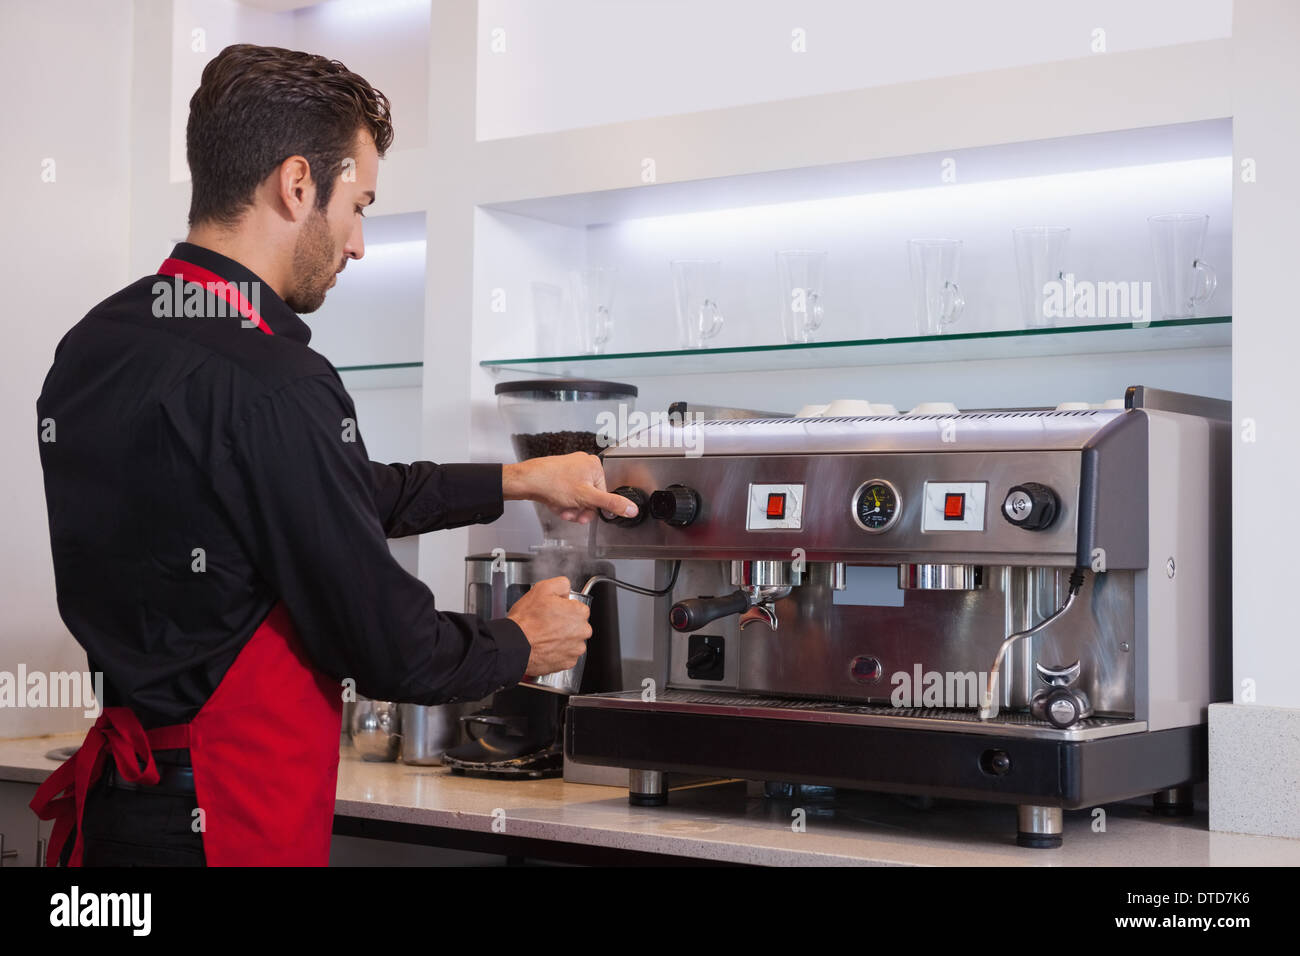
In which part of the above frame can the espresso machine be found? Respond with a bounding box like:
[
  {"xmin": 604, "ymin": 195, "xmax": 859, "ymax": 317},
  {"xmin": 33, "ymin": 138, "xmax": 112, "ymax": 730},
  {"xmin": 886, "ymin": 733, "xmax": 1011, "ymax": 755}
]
[{"xmin": 565, "ymin": 386, "xmax": 1231, "ymax": 846}]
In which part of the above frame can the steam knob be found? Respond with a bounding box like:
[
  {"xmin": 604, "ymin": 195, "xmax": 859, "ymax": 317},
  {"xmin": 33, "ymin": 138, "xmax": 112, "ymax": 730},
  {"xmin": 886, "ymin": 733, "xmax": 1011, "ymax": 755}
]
[
  {"xmin": 1029, "ymin": 659, "xmax": 1093, "ymax": 729},
  {"xmin": 1002, "ymin": 482, "xmax": 1058, "ymax": 530},
  {"xmin": 649, "ymin": 484, "xmax": 700, "ymax": 527},
  {"xmin": 1043, "ymin": 690, "xmax": 1082, "ymax": 729},
  {"xmin": 599, "ymin": 486, "xmax": 648, "ymax": 527}
]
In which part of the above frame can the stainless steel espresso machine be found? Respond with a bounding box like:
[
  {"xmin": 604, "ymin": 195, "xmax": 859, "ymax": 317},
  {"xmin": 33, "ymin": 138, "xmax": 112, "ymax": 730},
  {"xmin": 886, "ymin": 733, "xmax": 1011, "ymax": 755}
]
[{"xmin": 565, "ymin": 386, "xmax": 1231, "ymax": 847}]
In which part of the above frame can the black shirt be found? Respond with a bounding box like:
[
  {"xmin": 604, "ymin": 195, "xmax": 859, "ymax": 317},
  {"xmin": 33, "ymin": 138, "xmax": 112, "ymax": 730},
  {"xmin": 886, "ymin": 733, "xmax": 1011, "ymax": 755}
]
[{"xmin": 36, "ymin": 242, "xmax": 530, "ymax": 728}]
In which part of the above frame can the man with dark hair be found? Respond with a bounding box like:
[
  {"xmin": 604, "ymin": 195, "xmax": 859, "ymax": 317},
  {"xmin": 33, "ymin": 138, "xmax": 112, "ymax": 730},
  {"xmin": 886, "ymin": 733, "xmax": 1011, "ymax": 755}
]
[{"xmin": 32, "ymin": 44, "xmax": 635, "ymax": 866}]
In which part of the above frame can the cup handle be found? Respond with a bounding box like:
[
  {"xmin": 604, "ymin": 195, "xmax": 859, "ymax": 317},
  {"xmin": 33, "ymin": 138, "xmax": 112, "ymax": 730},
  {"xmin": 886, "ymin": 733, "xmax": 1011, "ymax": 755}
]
[
  {"xmin": 941, "ymin": 281, "xmax": 964, "ymax": 328},
  {"xmin": 1192, "ymin": 259, "xmax": 1217, "ymax": 305},
  {"xmin": 701, "ymin": 299, "xmax": 724, "ymax": 340},
  {"xmin": 593, "ymin": 304, "xmax": 611, "ymax": 346},
  {"xmin": 805, "ymin": 291, "xmax": 823, "ymax": 332}
]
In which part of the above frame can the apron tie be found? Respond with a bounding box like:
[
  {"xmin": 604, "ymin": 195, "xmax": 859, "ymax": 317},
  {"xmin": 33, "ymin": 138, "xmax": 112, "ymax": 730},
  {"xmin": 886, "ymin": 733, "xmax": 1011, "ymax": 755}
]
[{"xmin": 30, "ymin": 707, "xmax": 190, "ymax": 867}]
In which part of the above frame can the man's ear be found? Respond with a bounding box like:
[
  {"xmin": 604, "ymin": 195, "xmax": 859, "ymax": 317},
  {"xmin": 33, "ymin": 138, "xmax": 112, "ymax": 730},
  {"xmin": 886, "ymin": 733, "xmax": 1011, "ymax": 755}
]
[{"xmin": 274, "ymin": 155, "xmax": 316, "ymax": 222}]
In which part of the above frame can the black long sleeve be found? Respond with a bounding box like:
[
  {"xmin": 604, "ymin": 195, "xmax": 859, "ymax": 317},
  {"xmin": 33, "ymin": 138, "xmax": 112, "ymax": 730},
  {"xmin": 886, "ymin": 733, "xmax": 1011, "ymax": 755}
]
[{"xmin": 369, "ymin": 461, "xmax": 506, "ymax": 538}]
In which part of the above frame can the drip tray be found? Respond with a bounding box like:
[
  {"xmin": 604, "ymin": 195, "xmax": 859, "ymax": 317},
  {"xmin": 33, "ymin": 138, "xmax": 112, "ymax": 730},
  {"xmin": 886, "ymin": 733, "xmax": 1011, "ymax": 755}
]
[{"xmin": 569, "ymin": 689, "xmax": 1146, "ymax": 741}]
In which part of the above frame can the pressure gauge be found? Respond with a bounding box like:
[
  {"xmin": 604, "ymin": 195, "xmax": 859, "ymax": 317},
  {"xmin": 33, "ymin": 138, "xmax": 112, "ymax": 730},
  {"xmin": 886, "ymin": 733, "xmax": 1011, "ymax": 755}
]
[{"xmin": 852, "ymin": 479, "xmax": 902, "ymax": 533}]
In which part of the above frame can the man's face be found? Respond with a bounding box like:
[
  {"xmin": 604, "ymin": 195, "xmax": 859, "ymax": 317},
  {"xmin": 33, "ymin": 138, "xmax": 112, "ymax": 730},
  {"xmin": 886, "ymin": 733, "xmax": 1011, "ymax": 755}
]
[{"xmin": 284, "ymin": 131, "xmax": 379, "ymax": 314}]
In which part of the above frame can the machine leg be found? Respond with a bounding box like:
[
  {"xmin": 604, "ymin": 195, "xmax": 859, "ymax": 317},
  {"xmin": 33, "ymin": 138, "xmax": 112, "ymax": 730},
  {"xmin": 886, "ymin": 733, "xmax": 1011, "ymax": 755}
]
[
  {"xmin": 629, "ymin": 769, "xmax": 668, "ymax": 807},
  {"xmin": 1151, "ymin": 786, "xmax": 1194, "ymax": 817},
  {"xmin": 1016, "ymin": 804, "xmax": 1063, "ymax": 848}
]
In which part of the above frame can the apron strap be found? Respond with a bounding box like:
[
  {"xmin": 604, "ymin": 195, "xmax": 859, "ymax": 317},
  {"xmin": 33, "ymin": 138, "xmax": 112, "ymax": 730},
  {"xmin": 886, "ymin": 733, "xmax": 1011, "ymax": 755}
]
[
  {"xmin": 157, "ymin": 257, "xmax": 273, "ymax": 336},
  {"xmin": 29, "ymin": 707, "xmax": 191, "ymax": 867}
]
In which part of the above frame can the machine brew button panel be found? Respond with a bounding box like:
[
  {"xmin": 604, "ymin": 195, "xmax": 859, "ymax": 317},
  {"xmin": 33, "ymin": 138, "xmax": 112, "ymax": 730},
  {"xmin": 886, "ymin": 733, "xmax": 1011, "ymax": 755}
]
[
  {"xmin": 920, "ymin": 482, "xmax": 986, "ymax": 531},
  {"xmin": 746, "ymin": 483, "xmax": 804, "ymax": 530}
]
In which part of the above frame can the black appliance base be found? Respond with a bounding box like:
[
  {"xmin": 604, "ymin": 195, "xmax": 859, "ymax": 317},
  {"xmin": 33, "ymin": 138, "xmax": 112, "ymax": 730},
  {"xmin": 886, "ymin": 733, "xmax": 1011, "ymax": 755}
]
[{"xmin": 565, "ymin": 700, "xmax": 1206, "ymax": 848}]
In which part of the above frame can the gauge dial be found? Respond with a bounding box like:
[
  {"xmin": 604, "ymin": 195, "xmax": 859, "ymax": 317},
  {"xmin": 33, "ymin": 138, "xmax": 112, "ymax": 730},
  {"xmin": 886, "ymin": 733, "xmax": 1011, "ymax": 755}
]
[{"xmin": 852, "ymin": 479, "xmax": 901, "ymax": 533}]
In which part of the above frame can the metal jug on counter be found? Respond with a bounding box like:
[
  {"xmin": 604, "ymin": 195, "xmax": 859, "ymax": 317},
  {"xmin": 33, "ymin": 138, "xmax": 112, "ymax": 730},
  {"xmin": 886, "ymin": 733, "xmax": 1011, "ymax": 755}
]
[
  {"xmin": 350, "ymin": 698, "xmax": 401, "ymax": 761},
  {"xmin": 399, "ymin": 702, "xmax": 469, "ymax": 765}
]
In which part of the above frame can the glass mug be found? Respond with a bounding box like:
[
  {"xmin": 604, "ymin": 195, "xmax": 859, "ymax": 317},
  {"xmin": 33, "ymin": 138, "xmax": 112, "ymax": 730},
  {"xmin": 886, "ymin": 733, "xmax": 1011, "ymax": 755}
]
[
  {"xmin": 907, "ymin": 239, "xmax": 964, "ymax": 335},
  {"xmin": 775, "ymin": 249, "xmax": 826, "ymax": 343},
  {"xmin": 1148, "ymin": 214, "xmax": 1216, "ymax": 319},
  {"xmin": 1013, "ymin": 226, "xmax": 1070, "ymax": 329},
  {"xmin": 569, "ymin": 267, "xmax": 616, "ymax": 354},
  {"xmin": 670, "ymin": 259, "xmax": 724, "ymax": 349}
]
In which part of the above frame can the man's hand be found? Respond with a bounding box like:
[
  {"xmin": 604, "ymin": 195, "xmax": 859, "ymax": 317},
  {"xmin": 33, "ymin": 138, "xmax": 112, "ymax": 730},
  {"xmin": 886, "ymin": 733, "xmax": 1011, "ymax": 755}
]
[
  {"xmin": 502, "ymin": 452, "xmax": 638, "ymax": 525},
  {"xmin": 508, "ymin": 576, "xmax": 592, "ymax": 676}
]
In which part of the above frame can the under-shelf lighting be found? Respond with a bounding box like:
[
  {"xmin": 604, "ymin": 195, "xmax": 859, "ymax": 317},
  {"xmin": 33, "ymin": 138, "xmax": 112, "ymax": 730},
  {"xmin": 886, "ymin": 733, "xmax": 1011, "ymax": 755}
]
[{"xmin": 616, "ymin": 157, "xmax": 1232, "ymax": 244}]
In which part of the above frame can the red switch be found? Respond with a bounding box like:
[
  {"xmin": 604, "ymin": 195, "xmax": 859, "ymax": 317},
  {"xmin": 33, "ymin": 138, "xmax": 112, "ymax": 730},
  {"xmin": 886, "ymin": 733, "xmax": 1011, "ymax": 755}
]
[
  {"xmin": 943, "ymin": 493, "xmax": 965, "ymax": 520},
  {"xmin": 766, "ymin": 493, "xmax": 786, "ymax": 519}
]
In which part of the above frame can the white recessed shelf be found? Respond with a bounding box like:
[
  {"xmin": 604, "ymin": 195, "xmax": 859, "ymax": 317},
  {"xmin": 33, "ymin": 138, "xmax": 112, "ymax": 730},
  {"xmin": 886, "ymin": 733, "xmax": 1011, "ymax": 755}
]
[{"xmin": 480, "ymin": 120, "xmax": 1231, "ymax": 227}]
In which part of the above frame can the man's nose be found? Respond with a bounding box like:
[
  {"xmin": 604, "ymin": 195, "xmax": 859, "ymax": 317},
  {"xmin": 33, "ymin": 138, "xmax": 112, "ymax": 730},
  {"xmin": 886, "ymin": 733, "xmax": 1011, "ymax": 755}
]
[{"xmin": 345, "ymin": 219, "xmax": 365, "ymax": 260}]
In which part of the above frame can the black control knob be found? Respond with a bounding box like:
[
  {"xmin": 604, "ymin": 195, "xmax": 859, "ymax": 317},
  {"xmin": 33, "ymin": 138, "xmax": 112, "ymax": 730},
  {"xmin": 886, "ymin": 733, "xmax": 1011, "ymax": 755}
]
[
  {"xmin": 686, "ymin": 646, "xmax": 720, "ymax": 671},
  {"xmin": 599, "ymin": 486, "xmax": 648, "ymax": 527},
  {"xmin": 649, "ymin": 484, "xmax": 700, "ymax": 527},
  {"xmin": 1042, "ymin": 688, "xmax": 1082, "ymax": 729},
  {"xmin": 1002, "ymin": 482, "xmax": 1059, "ymax": 530}
]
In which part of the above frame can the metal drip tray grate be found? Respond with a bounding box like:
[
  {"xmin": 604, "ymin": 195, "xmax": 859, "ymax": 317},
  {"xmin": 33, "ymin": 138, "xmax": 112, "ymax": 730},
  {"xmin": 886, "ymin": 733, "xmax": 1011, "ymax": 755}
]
[{"xmin": 571, "ymin": 688, "xmax": 1146, "ymax": 741}]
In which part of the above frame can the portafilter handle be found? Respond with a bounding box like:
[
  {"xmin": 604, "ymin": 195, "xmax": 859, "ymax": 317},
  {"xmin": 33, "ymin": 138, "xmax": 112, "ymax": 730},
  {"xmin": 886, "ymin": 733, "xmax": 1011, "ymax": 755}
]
[{"xmin": 669, "ymin": 590, "xmax": 754, "ymax": 632}]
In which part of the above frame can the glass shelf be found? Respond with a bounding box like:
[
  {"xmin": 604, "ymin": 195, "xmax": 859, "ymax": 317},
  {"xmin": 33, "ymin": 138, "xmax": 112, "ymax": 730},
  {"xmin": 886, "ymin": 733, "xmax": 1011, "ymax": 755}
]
[
  {"xmin": 480, "ymin": 316, "xmax": 1230, "ymax": 378},
  {"xmin": 336, "ymin": 362, "xmax": 424, "ymax": 389}
]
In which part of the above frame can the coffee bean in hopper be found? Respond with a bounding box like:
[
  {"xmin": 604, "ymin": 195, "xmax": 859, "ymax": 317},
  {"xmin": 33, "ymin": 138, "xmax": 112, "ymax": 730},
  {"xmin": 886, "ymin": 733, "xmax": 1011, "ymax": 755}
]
[{"xmin": 511, "ymin": 431, "xmax": 602, "ymax": 460}]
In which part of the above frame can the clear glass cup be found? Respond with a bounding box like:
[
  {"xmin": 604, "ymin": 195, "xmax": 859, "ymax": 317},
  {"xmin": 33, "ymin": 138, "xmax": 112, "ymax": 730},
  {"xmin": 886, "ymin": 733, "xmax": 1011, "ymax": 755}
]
[
  {"xmin": 670, "ymin": 259, "xmax": 725, "ymax": 349},
  {"xmin": 1148, "ymin": 214, "xmax": 1216, "ymax": 319},
  {"xmin": 569, "ymin": 267, "xmax": 616, "ymax": 354},
  {"xmin": 907, "ymin": 239, "xmax": 965, "ymax": 335},
  {"xmin": 1013, "ymin": 226, "xmax": 1070, "ymax": 329},
  {"xmin": 775, "ymin": 249, "xmax": 826, "ymax": 343}
]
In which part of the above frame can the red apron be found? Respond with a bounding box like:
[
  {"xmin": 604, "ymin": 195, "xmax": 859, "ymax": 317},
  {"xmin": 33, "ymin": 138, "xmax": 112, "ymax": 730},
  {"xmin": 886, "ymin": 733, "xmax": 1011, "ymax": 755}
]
[{"xmin": 31, "ymin": 259, "xmax": 343, "ymax": 866}]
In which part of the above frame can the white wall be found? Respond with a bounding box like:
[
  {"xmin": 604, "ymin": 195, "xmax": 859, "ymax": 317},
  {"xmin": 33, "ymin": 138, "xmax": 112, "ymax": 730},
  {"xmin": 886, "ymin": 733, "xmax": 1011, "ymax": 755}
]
[
  {"xmin": 476, "ymin": 0, "xmax": 1233, "ymax": 140},
  {"xmin": 0, "ymin": 0, "xmax": 135, "ymax": 736},
  {"xmin": 1231, "ymin": 0, "xmax": 1300, "ymax": 710}
]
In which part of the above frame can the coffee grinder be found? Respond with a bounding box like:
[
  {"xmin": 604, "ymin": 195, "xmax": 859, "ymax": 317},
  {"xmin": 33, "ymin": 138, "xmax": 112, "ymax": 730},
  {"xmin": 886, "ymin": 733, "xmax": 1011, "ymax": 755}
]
[{"xmin": 442, "ymin": 380, "xmax": 635, "ymax": 779}]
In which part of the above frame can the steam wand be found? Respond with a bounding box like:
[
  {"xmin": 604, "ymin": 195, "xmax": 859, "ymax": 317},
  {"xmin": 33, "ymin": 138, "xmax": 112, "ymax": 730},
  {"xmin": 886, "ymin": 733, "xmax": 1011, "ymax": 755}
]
[
  {"xmin": 573, "ymin": 561, "xmax": 681, "ymax": 599},
  {"xmin": 977, "ymin": 568, "xmax": 1086, "ymax": 720}
]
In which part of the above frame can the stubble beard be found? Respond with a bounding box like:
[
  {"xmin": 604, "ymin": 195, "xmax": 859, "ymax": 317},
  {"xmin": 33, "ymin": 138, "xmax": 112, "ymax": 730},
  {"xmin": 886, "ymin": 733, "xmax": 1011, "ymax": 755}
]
[{"xmin": 284, "ymin": 207, "xmax": 338, "ymax": 314}]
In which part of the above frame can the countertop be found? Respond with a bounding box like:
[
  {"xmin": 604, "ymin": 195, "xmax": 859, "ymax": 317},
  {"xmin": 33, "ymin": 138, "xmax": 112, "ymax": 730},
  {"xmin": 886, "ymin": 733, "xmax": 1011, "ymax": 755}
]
[{"xmin": 4, "ymin": 732, "xmax": 1299, "ymax": 866}]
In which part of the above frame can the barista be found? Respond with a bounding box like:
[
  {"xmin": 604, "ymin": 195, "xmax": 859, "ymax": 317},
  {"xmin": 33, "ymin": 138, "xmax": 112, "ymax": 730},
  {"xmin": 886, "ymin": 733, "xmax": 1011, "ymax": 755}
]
[{"xmin": 31, "ymin": 43, "xmax": 637, "ymax": 866}]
